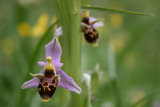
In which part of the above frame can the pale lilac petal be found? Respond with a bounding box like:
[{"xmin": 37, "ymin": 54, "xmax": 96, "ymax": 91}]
[
  {"xmin": 38, "ymin": 61, "xmax": 46, "ymax": 68},
  {"xmin": 21, "ymin": 78, "xmax": 39, "ymax": 89},
  {"xmin": 54, "ymin": 63, "xmax": 64, "ymax": 69},
  {"xmin": 55, "ymin": 26, "xmax": 63, "ymax": 37},
  {"xmin": 56, "ymin": 69, "xmax": 82, "ymax": 94},
  {"xmin": 45, "ymin": 38, "xmax": 62, "ymax": 63},
  {"xmin": 89, "ymin": 17, "xmax": 104, "ymax": 28},
  {"xmin": 21, "ymin": 70, "xmax": 44, "ymax": 89},
  {"xmin": 38, "ymin": 61, "xmax": 63, "ymax": 70}
]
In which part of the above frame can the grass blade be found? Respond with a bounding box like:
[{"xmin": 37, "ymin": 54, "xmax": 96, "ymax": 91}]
[{"xmin": 81, "ymin": 6, "xmax": 154, "ymax": 16}]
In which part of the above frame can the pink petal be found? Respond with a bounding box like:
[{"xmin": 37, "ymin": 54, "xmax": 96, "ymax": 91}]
[
  {"xmin": 89, "ymin": 17, "xmax": 104, "ymax": 28},
  {"xmin": 56, "ymin": 69, "xmax": 82, "ymax": 94},
  {"xmin": 21, "ymin": 78, "xmax": 39, "ymax": 89},
  {"xmin": 45, "ymin": 38, "xmax": 62, "ymax": 64},
  {"xmin": 54, "ymin": 63, "xmax": 64, "ymax": 69},
  {"xmin": 21, "ymin": 70, "xmax": 44, "ymax": 89},
  {"xmin": 38, "ymin": 61, "xmax": 63, "ymax": 70},
  {"xmin": 55, "ymin": 26, "xmax": 62, "ymax": 37},
  {"xmin": 38, "ymin": 61, "xmax": 46, "ymax": 68}
]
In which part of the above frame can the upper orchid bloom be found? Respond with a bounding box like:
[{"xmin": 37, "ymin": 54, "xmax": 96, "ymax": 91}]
[
  {"xmin": 54, "ymin": 11, "xmax": 104, "ymax": 37},
  {"xmin": 21, "ymin": 37, "xmax": 82, "ymax": 102},
  {"xmin": 81, "ymin": 11, "xmax": 104, "ymax": 46},
  {"xmin": 54, "ymin": 11, "xmax": 104, "ymax": 46}
]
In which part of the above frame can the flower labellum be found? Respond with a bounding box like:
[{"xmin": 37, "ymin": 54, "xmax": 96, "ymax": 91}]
[
  {"xmin": 37, "ymin": 56, "xmax": 59, "ymax": 102},
  {"xmin": 21, "ymin": 37, "xmax": 82, "ymax": 102}
]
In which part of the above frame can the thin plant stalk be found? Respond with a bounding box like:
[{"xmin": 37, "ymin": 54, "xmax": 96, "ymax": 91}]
[
  {"xmin": 56, "ymin": 0, "xmax": 83, "ymax": 106},
  {"xmin": 108, "ymin": 38, "xmax": 122, "ymax": 107}
]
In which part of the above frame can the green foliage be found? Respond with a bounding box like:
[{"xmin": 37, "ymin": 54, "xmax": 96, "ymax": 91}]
[{"xmin": 0, "ymin": 0, "xmax": 159, "ymax": 107}]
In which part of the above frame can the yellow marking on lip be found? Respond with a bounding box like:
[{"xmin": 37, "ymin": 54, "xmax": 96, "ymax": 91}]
[
  {"xmin": 43, "ymin": 86, "xmax": 46, "ymax": 92},
  {"xmin": 92, "ymin": 43, "xmax": 99, "ymax": 47},
  {"xmin": 41, "ymin": 98, "xmax": 50, "ymax": 102},
  {"xmin": 89, "ymin": 34, "xmax": 94, "ymax": 38},
  {"xmin": 48, "ymin": 87, "xmax": 51, "ymax": 91}
]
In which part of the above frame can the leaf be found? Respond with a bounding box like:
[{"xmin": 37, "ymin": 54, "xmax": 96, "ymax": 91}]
[{"xmin": 81, "ymin": 6, "xmax": 155, "ymax": 16}]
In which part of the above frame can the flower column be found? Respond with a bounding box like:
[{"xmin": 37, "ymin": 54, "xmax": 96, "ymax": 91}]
[{"xmin": 56, "ymin": 0, "xmax": 82, "ymax": 106}]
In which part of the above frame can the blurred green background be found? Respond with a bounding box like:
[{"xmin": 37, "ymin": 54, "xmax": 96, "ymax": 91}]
[{"xmin": 0, "ymin": 0, "xmax": 160, "ymax": 107}]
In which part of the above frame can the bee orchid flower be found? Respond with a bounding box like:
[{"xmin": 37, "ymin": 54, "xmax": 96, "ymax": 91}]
[
  {"xmin": 21, "ymin": 37, "xmax": 82, "ymax": 102},
  {"xmin": 54, "ymin": 11, "xmax": 104, "ymax": 46},
  {"xmin": 54, "ymin": 17, "xmax": 104, "ymax": 37}
]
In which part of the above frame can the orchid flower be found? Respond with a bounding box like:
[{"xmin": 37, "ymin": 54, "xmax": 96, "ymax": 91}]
[
  {"xmin": 54, "ymin": 15, "xmax": 103, "ymax": 46},
  {"xmin": 54, "ymin": 12, "xmax": 104, "ymax": 37},
  {"xmin": 21, "ymin": 37, "xmax": 82, "ymax": 102}
]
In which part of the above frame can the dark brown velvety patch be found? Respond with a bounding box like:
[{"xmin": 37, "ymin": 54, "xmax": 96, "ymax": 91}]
[
  {"xmin": 84, "ymin": 28, "xmax": 98, "ymax": 44},
  {"xmin": 43, "ymin": 82, "xmax": 48, "ymax": 86},
  {"xmin": 44, "ymin": 69, "xmax": 54, "ymax": 78},
  {"xmin": 52, "ymin": 79, "xmax": 55, "ymax": 84},
  {"xmin": 82, "ymin": 17, "xmax": 89, "ymax": 25},
  {"xmin": 38, "ymin": 83, "xmax": 56, "ymax": 100}
]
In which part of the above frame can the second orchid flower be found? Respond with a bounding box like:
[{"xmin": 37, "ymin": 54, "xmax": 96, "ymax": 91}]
[{"xmin": 55, "ymin": 11, "xmax": 104, "ymax": 46}]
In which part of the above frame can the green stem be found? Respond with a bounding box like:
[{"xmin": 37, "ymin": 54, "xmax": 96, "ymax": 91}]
[
  {"xmin": 56, "ymin": 0, "xmax": 83, "ymax": 106},
  {"xmin": 108, "ymin": 38, "xmax": 122, "ymax": 107}
]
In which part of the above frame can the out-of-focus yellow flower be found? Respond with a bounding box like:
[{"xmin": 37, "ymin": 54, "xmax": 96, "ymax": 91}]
[
  {"xmin": 110, "ymin": 14, "xmax": 123, "ymax": 28},
  {"xmin": 130, "ymin": 89, "xmax": 146, "ymax": 107},
  {"xmin": 0, "ymin": 38, "xmax": 16, "ymax": 55},
  {"xmin": 17, "ymin": 13, "xmax": 49, "ymax": 38},
  {"xmin": 111, "ymin": 34, "xmax": 127, "ymax": 54},
  {"xmin": 122, "ymin": 52, "xmax": 135, "ymax": 69},
  {"xmin": 31, "ymin": 13, "xmax": 49, "ymax": 37},
  {"xmin": 18, "ymin": 22, "xmax": 31, "ymax": 37}
]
